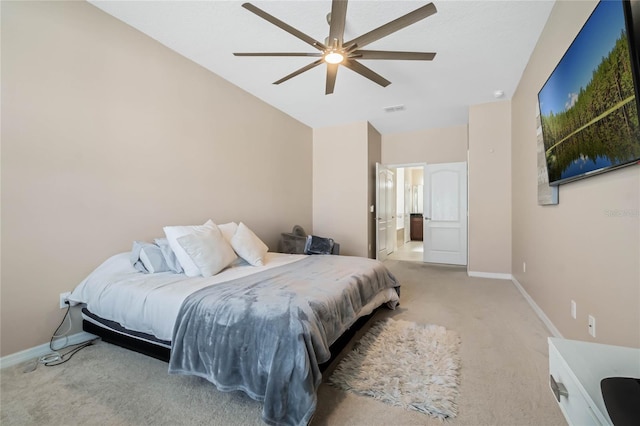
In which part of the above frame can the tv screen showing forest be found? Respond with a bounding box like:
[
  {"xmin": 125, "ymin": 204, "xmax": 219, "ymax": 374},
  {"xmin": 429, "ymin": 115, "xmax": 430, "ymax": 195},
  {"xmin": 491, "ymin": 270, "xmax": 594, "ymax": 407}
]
[{"xmin": 538, "ymin": 0, "xmax": 640, "ymax": 186}]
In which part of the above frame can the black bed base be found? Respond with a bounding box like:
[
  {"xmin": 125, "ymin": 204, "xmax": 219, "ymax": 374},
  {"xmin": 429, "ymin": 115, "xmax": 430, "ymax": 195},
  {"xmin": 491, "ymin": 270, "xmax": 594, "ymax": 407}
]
[
  {"xmin": 83, "ymin": 320, "xmax": 171, "ymax": 362},
  {"xmin": 82, "ymin": 309, "xmax": 378, "ymax": 372}
]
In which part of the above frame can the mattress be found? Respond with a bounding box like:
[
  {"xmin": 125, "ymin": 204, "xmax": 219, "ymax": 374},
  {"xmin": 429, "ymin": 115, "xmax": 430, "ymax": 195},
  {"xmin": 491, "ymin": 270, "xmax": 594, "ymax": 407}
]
[
  {"xmin": 69, "ymin": 252, "xmax": 308, "ymax": 341},
  {"xmin": 73, "ymin": 251, "xmax": 398, "ymax": 355},
  {"xmin": 80, "ymin": 277, "xmax": 397, "ymax": 353}
]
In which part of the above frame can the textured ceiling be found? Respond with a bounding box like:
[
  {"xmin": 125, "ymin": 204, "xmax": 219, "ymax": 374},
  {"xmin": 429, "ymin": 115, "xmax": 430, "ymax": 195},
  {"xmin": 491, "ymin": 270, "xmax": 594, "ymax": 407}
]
[{"xmin": 90, "ymin": 0, "xmax": 555, "ymax": 134}]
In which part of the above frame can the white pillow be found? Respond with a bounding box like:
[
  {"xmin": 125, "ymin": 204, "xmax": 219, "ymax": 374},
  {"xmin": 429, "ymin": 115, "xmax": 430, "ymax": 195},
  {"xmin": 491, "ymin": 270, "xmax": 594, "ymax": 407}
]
[
  {"xmin": 163, "ymin": 220, "xmax": 215, "ymax": 277},
  {"xmin": 231, "ymin": 222, "xmax": 268, "ymax": 266},
  {"xmin": 218, "ymin": 222, "xmax": 238, "ymax": 243},
  {"xmin": 177, "ymin": 227, "xmax": 237, "ymax": 277}
]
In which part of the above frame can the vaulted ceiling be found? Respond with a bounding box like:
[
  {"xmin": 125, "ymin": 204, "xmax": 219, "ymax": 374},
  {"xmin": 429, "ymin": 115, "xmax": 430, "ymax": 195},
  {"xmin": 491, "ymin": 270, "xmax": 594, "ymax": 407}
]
[{"xmin": 90, "ymin": 0, "xmax": 555, "ymax": 134}]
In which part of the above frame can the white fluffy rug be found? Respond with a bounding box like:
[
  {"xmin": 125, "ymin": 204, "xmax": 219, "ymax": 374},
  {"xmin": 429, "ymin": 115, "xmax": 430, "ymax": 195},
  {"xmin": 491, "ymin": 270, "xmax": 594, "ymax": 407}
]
[{"xmin": 328, "ymin": 318, "xmax": 461, "ymax": 419}]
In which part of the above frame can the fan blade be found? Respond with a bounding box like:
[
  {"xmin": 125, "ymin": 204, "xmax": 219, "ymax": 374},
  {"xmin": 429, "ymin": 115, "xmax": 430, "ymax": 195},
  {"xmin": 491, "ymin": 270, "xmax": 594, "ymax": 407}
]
[
  {"xmin": 342, "ymin": 59, "xmax": 391, "ymax": 87},
  {"xmin": 273, "ymin": 59, "xmax": 324, "ymax": 85},
  {"xmin": 344, "ymin": 2, "xmax": 437, "ymax": 50},
  {"xmin": 234, "ymin": 52, "xmax": 323, "ymax": 57},
  {"xmin": 328, "ymin": 0, "xmax": 348, "ymax": 46},
  {"xmin": 326, "ymin": 63, "xmax": 339, "ymax": 95},
  {"xmin": 242, "ymin": 3, "xmax": 326, "ymax": 51},
  {"xmin": 352, "ymin": 50, "xmax": 436, "ymax": 61}
]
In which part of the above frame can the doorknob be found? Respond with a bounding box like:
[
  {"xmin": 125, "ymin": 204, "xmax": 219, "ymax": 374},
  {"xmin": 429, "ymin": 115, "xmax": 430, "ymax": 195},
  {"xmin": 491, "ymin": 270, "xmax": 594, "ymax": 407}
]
[{"xmin": 424, "ymin": 217, "xmax": 431, "ymax": 220}]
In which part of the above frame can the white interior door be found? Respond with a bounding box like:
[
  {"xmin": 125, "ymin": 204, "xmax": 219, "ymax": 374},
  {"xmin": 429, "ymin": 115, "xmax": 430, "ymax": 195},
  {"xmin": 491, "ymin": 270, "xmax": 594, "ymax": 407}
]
[
  {"xmin": 423, "ymin": 162, "xmax": 468, "ymax": 265},
  {"xmin": 376, "ymin": 163, "xmax": 394, "ymax": 260}
]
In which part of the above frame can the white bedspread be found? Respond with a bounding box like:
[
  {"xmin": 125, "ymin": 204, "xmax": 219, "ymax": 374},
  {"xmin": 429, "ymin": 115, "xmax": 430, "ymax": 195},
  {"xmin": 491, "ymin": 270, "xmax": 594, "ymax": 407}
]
[{"xmin": 68, "ymin": 252, "xmax": 306, "ymax": 341}]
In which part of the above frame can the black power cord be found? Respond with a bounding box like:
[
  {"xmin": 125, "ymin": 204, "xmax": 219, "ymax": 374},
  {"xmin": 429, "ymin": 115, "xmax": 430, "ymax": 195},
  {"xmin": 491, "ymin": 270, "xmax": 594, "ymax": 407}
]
[{"xmin": 39, "ymin": 301, "xmax": 100, "ymax": 367}]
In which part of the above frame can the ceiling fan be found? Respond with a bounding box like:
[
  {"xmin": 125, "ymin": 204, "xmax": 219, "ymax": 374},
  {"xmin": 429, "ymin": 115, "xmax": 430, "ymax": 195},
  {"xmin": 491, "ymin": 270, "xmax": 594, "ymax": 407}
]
[{"xmin": 234, "ymin": 0, "xmax": 437, "ymax": 94}]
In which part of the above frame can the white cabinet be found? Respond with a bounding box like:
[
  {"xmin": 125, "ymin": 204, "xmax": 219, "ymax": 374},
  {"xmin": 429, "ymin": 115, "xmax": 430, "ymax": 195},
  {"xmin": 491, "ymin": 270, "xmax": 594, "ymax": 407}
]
[{"xmin": 548, "ymin": 338, "xmax": 640, "ymax": 425}]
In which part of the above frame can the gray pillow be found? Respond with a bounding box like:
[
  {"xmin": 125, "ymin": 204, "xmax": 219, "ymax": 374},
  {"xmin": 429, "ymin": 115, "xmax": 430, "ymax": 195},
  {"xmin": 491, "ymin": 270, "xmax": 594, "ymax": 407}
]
[
  {"xmin": 131, "ymin": 241, "xmax": 171, "ymax": 274},
  {"xmin": 154, "ymin": 238, "xmax": 183, "ymax": 273},
  {"xmin": 130, "ymin": 241, "xmax": 149, "ymax": 273}
]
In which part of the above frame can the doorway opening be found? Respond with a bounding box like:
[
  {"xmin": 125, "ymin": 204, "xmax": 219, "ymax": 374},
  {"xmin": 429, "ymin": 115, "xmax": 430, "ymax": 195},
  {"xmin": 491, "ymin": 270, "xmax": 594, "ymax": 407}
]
[
  {"xmin": 388, "ymin": 165, "xmax": 425, "ymax": 262},
  {"xmin": 376, "ymin": 163, "xmax": 425, "ymax": 262}
]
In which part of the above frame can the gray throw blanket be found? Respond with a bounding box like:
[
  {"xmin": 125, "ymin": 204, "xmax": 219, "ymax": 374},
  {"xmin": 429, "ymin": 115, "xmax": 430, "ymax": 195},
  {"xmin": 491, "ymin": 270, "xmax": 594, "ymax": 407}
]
[{"xmin": 168, "ymin": 255, "xmax": 399, "ymax": 426}]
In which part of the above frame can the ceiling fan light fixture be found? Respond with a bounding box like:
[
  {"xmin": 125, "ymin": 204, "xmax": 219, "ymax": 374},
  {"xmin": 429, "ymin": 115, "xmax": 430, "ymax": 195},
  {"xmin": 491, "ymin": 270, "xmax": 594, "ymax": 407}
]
[
  {"xmin": 235, "ymin": 1, "xmax": 438, "ymax": 93},
  {"xmin": 324, "ymin": 51, "xmax": 345, "ymax": 64}
]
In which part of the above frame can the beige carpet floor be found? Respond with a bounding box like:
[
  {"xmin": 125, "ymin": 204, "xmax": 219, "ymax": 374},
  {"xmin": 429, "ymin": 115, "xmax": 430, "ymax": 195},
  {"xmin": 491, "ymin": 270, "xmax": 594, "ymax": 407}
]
[{"xmin": 0, "ymin": 260, "xmax": 566, "ymax": 426}]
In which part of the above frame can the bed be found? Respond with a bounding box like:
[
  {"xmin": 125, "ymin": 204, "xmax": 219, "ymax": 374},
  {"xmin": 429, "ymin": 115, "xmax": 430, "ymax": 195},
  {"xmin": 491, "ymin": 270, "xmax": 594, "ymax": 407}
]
[{"xmin": 69, "ymin": 250, "xmax": 399, "ymax": 426}]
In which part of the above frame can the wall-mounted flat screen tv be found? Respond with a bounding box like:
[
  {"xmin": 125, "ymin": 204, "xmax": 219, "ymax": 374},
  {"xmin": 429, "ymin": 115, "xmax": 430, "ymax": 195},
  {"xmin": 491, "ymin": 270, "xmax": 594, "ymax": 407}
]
[{"xmin": 538, "ymin": 0, "xmax": 640, "ymax": 186}]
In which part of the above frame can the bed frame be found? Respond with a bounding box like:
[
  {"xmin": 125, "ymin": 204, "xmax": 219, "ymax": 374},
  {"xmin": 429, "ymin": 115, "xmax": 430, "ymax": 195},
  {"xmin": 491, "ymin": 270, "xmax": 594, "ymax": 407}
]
[{"xmin": 83, "ymin": 316, "xmax": 171, "ymax": 362}]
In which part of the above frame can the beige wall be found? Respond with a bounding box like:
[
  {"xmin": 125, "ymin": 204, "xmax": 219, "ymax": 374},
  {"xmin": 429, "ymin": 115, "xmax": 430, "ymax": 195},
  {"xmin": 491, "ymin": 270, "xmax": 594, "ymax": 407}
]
[
  {"xmin": 381, "ymin": 125, "xmax": 468, "ymax": 165},
  {"xmin": 511, "ymin": 0, "xmax": 640, "ymax": 347},
  {"xmin": 312, "ymin": 122, "xmax": 370, "ymax": 257},
  {"xmin": 1, "ymin": 1, "xmax": 312, "ymax": 356},
  {"xmin": 468, "ymin": 101, "xmax": 512, "ymax": 274}
]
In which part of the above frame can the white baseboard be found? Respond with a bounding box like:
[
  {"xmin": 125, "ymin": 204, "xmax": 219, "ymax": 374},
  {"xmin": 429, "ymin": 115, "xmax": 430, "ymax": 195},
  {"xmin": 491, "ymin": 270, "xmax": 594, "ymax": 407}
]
[
  {"xmin": 511, "ymin": 276, "xmax": 563, "ymax": 338},
  {"xmin": 0, "ymin": 331, "xmax": 98, "ymax": 369},
  {"xmin": 467, "ymin": 271, "xmax": 513, "ymax": 280}
]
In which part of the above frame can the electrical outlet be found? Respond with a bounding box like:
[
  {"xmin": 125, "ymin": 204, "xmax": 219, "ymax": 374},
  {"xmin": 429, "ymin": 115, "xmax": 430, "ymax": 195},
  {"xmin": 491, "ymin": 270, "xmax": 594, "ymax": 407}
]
[
  {"xmin": 588, "ymin": 315, "xmax": 596, "ymax": 337},
  {"xmin": 59, "ymin": 292, "xmax": 71, "ymax": 309},
  {"xmin": 571, "ymin": 300, "xmax": 577, "ymax": 319},
  {"xmin": 523, "ymin": 262, "xmax": 526, "ymax": 273}
]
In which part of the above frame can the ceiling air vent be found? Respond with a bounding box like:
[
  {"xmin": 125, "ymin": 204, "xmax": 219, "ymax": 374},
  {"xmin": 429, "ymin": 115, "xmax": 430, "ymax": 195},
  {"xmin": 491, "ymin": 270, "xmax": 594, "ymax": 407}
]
[{"xmin": 384, "ymin": 105, "xmax": 406, "ymax": 113}]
